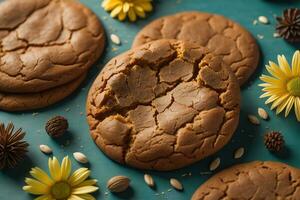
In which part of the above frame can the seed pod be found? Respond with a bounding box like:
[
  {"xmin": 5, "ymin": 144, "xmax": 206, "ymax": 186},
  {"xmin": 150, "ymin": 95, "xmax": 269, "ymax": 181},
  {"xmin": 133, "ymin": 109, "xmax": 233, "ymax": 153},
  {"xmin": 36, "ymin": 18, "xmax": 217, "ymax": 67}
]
[
  {"xmin": 144, "ymin": 174, "xmax": 155, "ymax": 187},
  {"xmin": 73, "ymin": 152, "xmax": 88, "ymax": 164},
  {"xmin": 39, "ymin": 144, "xmax": 52, "ymax": 154},
  {"xmin": 170, "ymin": 178, "xmax": 183, "ymax": 191},
  {"xmin": 107, "ymin": 176, "xmax": 130, "ymax": 192},
  {"xmin": 45, "ymin": 116, "xmax": 68, "ymax": 138}
]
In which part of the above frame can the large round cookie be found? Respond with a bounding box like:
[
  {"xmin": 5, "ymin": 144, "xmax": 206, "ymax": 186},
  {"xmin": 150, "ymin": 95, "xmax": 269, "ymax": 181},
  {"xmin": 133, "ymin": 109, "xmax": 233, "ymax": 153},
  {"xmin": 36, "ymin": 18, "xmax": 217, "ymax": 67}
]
[
  {"xmin": 191, "ymin": 161, "xmax": 300, "ymax": 200},
  {"xmin": 0, "ymin": 0, "xmax": 105, "ymax": 93},
  {"xmin": 87, "ymin": 40, "xmax": 240, "ymax": 171},
  {"xmin": 0, "ymin": 74, "xmax": 86, "ymax": 111},
  {"xmin": 133, "ymin": 12, "xmax": 259, "ymax": 85}
]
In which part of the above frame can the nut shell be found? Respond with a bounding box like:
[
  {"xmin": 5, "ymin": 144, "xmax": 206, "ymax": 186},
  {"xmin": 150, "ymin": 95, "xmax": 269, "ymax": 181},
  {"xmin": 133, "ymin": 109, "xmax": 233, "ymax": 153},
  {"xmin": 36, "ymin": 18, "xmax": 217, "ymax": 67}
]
[
  {"xmin": 107, "ymin": 176, "xmax": 130, "ymax": 193},
  {"xmin": 45, "ymin": 116, "xmax": 68, "ymax": 138}
]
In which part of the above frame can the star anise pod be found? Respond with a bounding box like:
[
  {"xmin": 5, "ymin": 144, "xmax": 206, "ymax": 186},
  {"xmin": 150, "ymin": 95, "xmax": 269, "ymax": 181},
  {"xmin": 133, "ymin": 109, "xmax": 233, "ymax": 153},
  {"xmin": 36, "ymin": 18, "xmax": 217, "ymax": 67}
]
[
  {"xmin": 0, "ymin": 122, "xmax": 29, "ymax": 169},
  {"xmin": 276, "ymin": 8, "xmax": 300, "ymax": 42}
]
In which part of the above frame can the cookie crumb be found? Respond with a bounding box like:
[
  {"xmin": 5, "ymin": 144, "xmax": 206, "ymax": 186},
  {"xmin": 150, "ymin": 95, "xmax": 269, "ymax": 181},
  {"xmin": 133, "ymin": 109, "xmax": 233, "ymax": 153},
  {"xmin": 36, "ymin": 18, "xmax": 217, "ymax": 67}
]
[
  {"xmin": 273, "ymin": 32, "xmax": 280, "ymax": 38},
  {"xmin": 32, "ymin": 112, "xmax": 39, "ymax": 117},
  {"xmin": 253, "ymin": 19, "xmax": 258, "ymax": 25},
  {"xmin": 257, "ymin": 34, "xmax": 264, "ymax": 39}
]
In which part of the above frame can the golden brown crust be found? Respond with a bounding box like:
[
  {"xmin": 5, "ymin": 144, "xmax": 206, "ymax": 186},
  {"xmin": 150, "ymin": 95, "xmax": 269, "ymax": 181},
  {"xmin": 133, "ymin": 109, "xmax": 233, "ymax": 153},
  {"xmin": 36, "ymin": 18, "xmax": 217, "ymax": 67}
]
[
  {"xmin": 0, "ymin": 0, "xmax": 105, "ymax": 93},
  {"xmin": 86, "ymin": 39, "xmax": 240, "ymax": 171},
  {"xmin": 191, "ymin": 161, "xmax": 300, "ymax": 200},
  {"xmin": 0, "ymin": 73, "xmax": 86, "ymax": 111},
  {"xmin": 133, "ymin": 12, "xmax": 259, "ymax": 85}
]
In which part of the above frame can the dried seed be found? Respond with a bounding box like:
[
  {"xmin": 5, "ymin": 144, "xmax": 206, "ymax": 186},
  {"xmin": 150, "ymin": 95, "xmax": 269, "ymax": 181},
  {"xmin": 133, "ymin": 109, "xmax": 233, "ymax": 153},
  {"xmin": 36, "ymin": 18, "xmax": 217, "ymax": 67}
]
[
  {"xmin": 257, "ymin": 34, "xmax": 264, "ymax": 39},
  {"xmin": 73, "ymin": 152, "xmax": 88, "ymax": 163},
  {"xmin": 258, "ymin": 16, "xmax": 269, "ymax": 24},
  {"xmin": 170, "ymin": 178, "xmax": 183, "ymax": 190},
  {"xmin": 110, "ymin": 34, "xmax": 121, "ymax": 45},
  {"xmin": 144, "ymin": 174, "xmax": 155, "ymax": 187},
  {"xmin": 252, "ymin": 19, "xmax": 258, "ymax": 25},
  {"xmin": 273, "ymin": 32, "xmax": 280, "ymax": 38},
  {"xmin": 209, "ymin": 157, "xmax": 220, "ymax": 171},
  {"xmin": 234, "ymin": 147, "xmax": 245, "ymax": 159},
  {"xmin": 107, "ymin": 176, "xmax": 130, "ymax": 192},
  {"xmin": 258, "ymin": 108, "xmax": 269, "ymax": 120},
  {"xmin": 248, "ymin": 115, "xmax": 260, "ymax": 125},
  {"xmin": 39, "ymin": 144, "xmax": 52, "ymax": 154}
]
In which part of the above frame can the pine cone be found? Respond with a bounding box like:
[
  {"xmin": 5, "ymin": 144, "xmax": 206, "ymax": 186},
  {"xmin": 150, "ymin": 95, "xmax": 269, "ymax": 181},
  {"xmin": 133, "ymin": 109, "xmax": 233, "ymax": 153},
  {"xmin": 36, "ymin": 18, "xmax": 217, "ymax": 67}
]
[
  {"xmin": 45, "ymin": 116, "xmax": 68, "ymax": 138},
  {"xmin": 276, "ymin": 8, "xmax": 300, "ymax": 42},
  {"xmin": 0, "ymin": 122, "xmax": 29, "ymax": 169},
  {"xmin": 264, "ymin": 131, "xmax": 284, "ymax": 152}
]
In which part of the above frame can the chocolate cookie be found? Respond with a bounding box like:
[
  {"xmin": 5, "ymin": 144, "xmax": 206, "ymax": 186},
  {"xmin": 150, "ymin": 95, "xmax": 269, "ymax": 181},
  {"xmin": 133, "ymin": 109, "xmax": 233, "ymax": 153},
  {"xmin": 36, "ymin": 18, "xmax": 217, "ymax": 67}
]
[
  {"xmin": 0, "ymin": 0, "xmax": 105, "ymax": 93},
  {"xmin": 87, "ymin": 40, "xmax": 240, "ymax": 171},
  {"xmin": 0, "ymin": 74, "xmax": 86, "ymax": 111},
  {"xmin": 191, "ymin": 161, "xmax": 300, "ymax": 200},
  {"xmin": 133, "ymin": 12, "xmax": 259, "ymax": 85}
]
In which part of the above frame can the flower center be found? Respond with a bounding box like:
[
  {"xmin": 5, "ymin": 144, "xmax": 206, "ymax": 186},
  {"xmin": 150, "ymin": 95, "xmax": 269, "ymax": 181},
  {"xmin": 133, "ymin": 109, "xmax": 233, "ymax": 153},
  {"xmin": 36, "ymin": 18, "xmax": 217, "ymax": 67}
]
[
  {"xmin": 287, "ymin": 77, "xmax": 300, "ymax": 96},
  {"xmin": 51, "ymin": 181, "xmax": 71, "ymax": 200}
]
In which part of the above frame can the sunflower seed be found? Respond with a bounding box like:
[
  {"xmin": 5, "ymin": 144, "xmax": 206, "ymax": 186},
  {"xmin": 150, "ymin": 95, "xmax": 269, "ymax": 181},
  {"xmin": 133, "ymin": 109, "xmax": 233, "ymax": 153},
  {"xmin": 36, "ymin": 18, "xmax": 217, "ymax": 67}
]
[
  {"xmin": 234, "ymin": 147, "xmax": 245, "ymax": 159},
  {"xmin": 107, "ymin": 176, "xmax": 130, "ymax": 192},
  {"xmin": 248, "ymin": 115, "xmax": 260, "ymax": 125},
  {"xmin": 258, "ymin": 108, "xmax": 269, "ymax": 120},
  {"xmin": 258, "ymin": 16, "xmax": 269, "ymax": 24},
  {"xmin": 110, "ymin": 34, "xmax": 121, "ymax": 45},
  {"xmin": 170, "ymin": 178, "xmax": 183, "ymax": 190},
  {"xmin": 39, "ymin": 144, "xmax": 52, "ymax": 154},
  {"xmin": 73, "ymin": 152, "xmax": 88, "ymax": 163},
  {"xmin": 209, "ymin": 157, "xmax": 220, "ymax": 171},
  {"xmin": 144, "ymin": 174, "xmax": 155, "ymax": 187}
]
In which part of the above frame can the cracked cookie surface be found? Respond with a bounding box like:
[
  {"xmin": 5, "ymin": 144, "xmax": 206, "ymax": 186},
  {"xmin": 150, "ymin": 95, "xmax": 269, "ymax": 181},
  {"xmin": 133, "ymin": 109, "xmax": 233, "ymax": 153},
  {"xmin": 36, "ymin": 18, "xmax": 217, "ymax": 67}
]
[
  {"xmin": 0, "ymin": 0, "xmax": 105, "ymax": 93},
  {"xmin": 133, "ymin": 12, "xmax": 259, "ymax": 85},
  {"xmin": 0, "ymin": 73, "xmax": 86, "ymax": 111},
  {"xmin": 191, "ymin": 161, "xmax": 300, "ymax": 200},
  {"xmin": 87, "ymin": 40, "xmax": 240, "ymax": 171}
]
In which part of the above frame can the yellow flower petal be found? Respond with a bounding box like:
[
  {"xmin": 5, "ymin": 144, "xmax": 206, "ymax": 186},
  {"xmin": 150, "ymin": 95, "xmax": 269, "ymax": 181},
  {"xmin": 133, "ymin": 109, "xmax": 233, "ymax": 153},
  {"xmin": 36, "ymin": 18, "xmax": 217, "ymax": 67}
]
[
  {"xmin": 30, "ymin": 167, "xmax": 53, "ymax": 186},
  {"xmin": 292, "ymin": 50, "xmax": 300, "ymax": 75},
  {"xmin": 110, "ymin": 5, "xmax": 123, "ymax": 18},
  {"xmin": 68, "ymin": 168, "xmax": 90, "ymax": 186},
  {"xmin": 77, "ymin": 194, "xmax": 96, "ymax": 200},
  {"xmin": 284, "ymin": 96, "xmax": 295, "ymax": 117},
  {"xmin": 68, "ymin": 195, "xmax": 84, "ymax": 200},
  {"xmin": 295, "ymin": 97, "xmax": 300, "ymax": 121},
  {"xmin": 72, "ymin": 186, "xmax": 99, "ymax": 194},
  {"xmin": 260, "ymin": 75, "xmax": 282, "ymax": 85},
  {"xmin": 123, "ymin": 2, "xmax": 130, "ymax": 13},
  {"xmin": 118, "ymin": 10, "xmax": 126, "ymax": 21},
  {"xmin": 128, "ymin": 8, "xmax": 137, "ymax": 21},
  {"xmin": 75, "ymin": 179, "xmax": 98, "ymax": 188},
  {"xmin": 134, "ymin": 6, "xmax": 146, "ymax": 18},
  {"xmin": 278, "ymin": 55, "xmax": 292, "ymax": 77},
  {"xmin": 271, "ymin": 94, "xmax": 289, "ymax": 110},
  {"xmin": 102, "ymin": 0, "xmax": 122, "ymax": 11},
  {"xmin": 48, "ymin": 157, "xmax": 61, "ymax": 181},
  {"xmin": 35, "ymin": 195, "xmax": 53, "ymax": 200},
  {"xmin": 61, "ymin": 156, "xmax": 72, "ymax": 181},
  {"xmin": 266, "ymin": 62, "xmax": 286, "ymax": 79},
  {"xmin": 23, "ymin": 178, "xmax": 49, "ymax": 195}
]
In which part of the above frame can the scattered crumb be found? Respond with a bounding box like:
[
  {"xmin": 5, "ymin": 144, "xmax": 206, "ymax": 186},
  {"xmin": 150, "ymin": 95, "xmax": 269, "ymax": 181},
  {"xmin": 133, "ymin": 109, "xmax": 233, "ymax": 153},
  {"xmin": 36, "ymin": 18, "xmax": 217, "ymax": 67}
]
[
  {"xmin": 167, "ymin": 188, "xmax": 173, "ymax": 192},
  {"xmin": 112, "ymin": 47, "xmax": 118, "ymax": 52},
  {"xmin": 258, "ymin": 16, "xmax": 269, "ymax": 24},
  {"xmin": 252, "ymin": 19, "xmax": 258, "ymax": 25},
  {"xmin": 80, "ymin": 112, "xmax": 83, "ymax": 115},
  {"xmin": 32, "ymin": 112, "xmax": 39, "ymax": 117},
  {"xmin": 200, "ymin": 171, "xmax": 212, "ymax": 175},
  {"xmin": 257, "ymin": 34, "xmax": 264, "ymax": 39},
  {"xmin": 273, "ymin": 32, "xmax": 280, "ymax": 38},
  {"xmin": 65, "ymin": 108, "xmax": 71, "ymax": 112}
]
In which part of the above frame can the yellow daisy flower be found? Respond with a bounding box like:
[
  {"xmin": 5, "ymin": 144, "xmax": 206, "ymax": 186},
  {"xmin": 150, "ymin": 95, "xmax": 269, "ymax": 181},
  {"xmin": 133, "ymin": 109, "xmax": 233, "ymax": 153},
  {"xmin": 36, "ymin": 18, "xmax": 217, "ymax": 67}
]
[
  {"xmin": 259, "ymin": 50, "xmax": 300, "ymax": 121},
  {"xmin": 102, "ymin": 0, "xmax": 153, "ymax": 22},
  {"xmin": 23, "ymin": 156, "xmax": 98, "ymax": 200}
]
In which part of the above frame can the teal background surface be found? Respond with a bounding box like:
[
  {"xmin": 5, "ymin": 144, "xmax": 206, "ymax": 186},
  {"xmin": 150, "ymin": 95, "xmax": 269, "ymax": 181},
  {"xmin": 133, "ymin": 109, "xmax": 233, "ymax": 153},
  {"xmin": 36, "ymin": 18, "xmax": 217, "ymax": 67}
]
[{"xmin": 1, "ymin": 0, "xmax": 300, "ymax": 199}]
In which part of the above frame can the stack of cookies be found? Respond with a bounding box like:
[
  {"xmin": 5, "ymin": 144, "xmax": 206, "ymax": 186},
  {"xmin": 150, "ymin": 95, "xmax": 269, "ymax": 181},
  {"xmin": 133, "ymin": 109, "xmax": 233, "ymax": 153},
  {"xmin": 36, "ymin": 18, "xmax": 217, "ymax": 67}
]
[
  {"xmin": 87, "ymin": 12, "xmax": 259, "ymax": 170},
  {"xmin": 0, "ymin": 0, "xmax": 105, "ymax": 111}
]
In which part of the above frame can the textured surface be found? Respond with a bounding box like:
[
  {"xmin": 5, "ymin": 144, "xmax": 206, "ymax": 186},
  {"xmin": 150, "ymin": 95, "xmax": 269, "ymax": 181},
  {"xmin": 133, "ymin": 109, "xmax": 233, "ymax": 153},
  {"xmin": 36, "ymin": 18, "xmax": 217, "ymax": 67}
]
[
  {"xmin": 0, "ymin": 74, "xmax": 86, "ymax": 111},
  {"xmin": 1, "ymin": 0, "xmax": 300, "ymax": 199},
  {"xmin": 191, "ymin": 161, "xmax": 300, "ymax": 200},
  {"xmin": 133, "ymin": 12, "xmax": 260, "ymax": 85},
  {"xmin": 87, "ymin": 40, "xmax": 240, "ymax": 171},
  {"xmin": 0, "ymin": 0, "xmax": 105, "ymax": 93}
]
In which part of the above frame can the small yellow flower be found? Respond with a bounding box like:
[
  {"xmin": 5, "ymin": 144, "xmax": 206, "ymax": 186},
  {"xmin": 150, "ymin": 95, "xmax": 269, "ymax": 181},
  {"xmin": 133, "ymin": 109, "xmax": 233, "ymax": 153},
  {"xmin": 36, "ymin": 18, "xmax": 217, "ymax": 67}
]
[
  {"xmin": 102, "ymin": 0, "xmax": 153, "ymax": 22},
  {"xmin": 259, "ymin": 50, "xmax": 300, "ymax": 121},
  {"xmin": 23, "ymin": 156, "xmax": 98, "ymax": 200}
]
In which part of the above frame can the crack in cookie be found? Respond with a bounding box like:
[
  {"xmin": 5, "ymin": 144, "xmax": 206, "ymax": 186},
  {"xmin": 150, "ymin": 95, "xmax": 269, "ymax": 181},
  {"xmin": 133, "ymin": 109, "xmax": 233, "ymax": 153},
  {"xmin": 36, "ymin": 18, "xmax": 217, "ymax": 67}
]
[
  {"xmin": 87, "ymin": 40, "xmax": 240, "ymax": 171},
  {"xmin": 0, "ymin": 0, "xmax": 105, "ymax": 93},
  {"xmin": 132, "ymin": 12, "xmax": 260, "ymax": 85}
]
